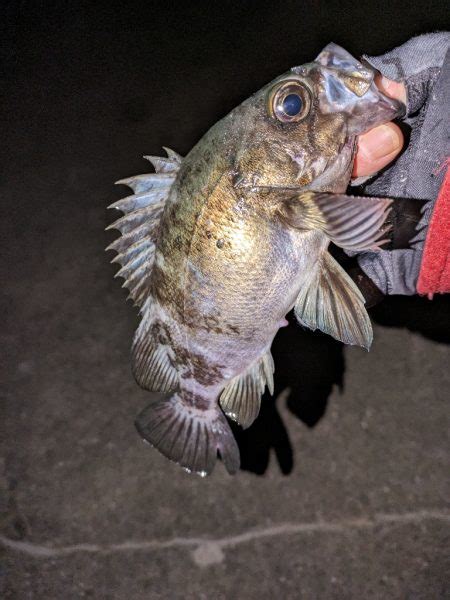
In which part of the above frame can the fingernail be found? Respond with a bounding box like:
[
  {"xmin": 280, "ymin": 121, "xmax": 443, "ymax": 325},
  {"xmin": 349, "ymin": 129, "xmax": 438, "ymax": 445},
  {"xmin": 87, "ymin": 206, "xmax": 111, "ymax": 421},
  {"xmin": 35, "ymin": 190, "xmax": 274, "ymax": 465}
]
[
  {"xmin": 360, "ymin": 125, "xmax": 401, "ymax": 160},
  {"xmin": 377, "ymin": 75, "xmax": 395, "ymax": 96},
  {"xmin": 376, "ymin": 75, "xmax": 407, "ymax": 103}
]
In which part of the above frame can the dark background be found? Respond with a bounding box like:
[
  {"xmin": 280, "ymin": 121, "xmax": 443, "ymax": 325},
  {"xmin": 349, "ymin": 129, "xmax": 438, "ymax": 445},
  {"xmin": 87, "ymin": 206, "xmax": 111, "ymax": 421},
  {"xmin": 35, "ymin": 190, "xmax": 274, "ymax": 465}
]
[{"xmin": 1, "ymin": 1, "xmax": 449, "ymax": 598}]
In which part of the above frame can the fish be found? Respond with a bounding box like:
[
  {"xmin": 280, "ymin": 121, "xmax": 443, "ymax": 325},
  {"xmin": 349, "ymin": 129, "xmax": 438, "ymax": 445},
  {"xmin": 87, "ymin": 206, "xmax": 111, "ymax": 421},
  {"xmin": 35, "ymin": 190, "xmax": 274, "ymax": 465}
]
[{"xmin": 106, "ymin": 43, "xmax": 404, "ymax": 476}]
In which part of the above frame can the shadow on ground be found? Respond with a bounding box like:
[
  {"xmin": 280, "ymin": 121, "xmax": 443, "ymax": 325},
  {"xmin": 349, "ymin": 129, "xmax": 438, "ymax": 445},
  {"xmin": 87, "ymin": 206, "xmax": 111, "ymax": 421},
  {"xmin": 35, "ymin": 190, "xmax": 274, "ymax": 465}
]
[{"xmin": 235, "ymin": 294, "xmax": 450, "ymax": 475}]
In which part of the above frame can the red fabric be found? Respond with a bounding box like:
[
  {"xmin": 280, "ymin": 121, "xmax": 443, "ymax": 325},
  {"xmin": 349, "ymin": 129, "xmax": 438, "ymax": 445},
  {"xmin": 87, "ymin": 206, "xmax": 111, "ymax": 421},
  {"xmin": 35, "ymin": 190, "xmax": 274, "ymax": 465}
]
[{"xmin": 417, "ymin": 162, "xmax": 450, "ymax": 298}]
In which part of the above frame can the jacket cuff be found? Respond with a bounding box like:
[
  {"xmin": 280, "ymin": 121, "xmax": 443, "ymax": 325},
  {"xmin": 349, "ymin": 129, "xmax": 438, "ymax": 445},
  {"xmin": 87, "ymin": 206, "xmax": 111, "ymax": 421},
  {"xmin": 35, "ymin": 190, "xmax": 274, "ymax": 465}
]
[{"xmin": 362, "ymin": 32, "xmax": 449, "ymax": 116}]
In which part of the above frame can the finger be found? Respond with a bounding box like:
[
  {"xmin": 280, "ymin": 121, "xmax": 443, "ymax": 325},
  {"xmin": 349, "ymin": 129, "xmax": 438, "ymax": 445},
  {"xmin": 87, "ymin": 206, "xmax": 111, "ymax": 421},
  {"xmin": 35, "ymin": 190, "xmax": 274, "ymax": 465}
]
[
  {"xmin": 352, "ymin": 122, "xmax": 404, "ymax": 178},
  {"xmin": 374, "ymin": 74, "xmax": 407, "ymax": 104}
]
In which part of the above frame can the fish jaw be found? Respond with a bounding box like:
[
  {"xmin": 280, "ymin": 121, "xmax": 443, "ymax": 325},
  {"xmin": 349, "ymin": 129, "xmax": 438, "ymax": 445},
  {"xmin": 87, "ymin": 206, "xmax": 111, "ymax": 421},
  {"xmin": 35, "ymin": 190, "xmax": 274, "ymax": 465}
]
[
  {"xmin": 309, "ymin": 43, "xmax": 405, "ymax": 135},
  {"xmin": 339, "ymin": 76, "xmax": 404, "ymax": 136}
]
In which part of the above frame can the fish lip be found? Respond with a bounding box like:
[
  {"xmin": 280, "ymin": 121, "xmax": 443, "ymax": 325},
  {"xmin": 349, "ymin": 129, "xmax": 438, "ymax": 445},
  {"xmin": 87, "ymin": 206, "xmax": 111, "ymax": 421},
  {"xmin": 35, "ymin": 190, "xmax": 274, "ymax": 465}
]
[
  {"xmin": 373, "ymin": 86, "xmax": 406, "ymax": 121},
  {"xmin": 354, "ymin": 80, "xmax": 406, "ymax": 134},
  {"xmin": 360, "ymin": 59, "xmax": 406, "ymax": 119}
]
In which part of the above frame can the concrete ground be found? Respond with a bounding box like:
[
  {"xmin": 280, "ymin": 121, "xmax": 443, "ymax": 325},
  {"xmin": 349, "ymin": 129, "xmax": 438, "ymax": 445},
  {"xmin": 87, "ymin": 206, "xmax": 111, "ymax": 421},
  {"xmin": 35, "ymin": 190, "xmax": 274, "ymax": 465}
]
[{"xmin": 1, "ymin": 3, "xmax": 449, "ymax": 598}]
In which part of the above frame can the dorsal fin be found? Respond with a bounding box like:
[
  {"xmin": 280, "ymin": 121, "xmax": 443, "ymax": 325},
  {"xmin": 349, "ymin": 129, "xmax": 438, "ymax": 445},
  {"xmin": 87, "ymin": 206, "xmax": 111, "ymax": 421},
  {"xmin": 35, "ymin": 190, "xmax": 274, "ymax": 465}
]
[
  {"xmin": 132, "ymin": 329, "xmax": 178, "ymax": 392},
  {"xmin": 131, "ymin": 301, "xmax": 179, "ymax": 393},
  {"xmin": 220, "ymin": 351, "xmax": 274, "ymax": 429},
  {"xmin": 144, "ymin": 148, "xmax": 182, "ymax": 173},
  {"xmin": 106, "ymin": 148, "xmax": 182, "ymax": 307}
]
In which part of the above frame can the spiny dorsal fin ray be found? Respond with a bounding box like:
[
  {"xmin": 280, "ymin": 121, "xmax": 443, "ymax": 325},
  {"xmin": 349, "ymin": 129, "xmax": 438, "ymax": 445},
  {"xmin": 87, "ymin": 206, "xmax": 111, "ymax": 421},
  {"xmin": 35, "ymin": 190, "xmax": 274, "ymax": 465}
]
[
  {"xmin": 106, "ymin": 223, "xmax": 151, "ymax": 254},
  {"xmin": 111, "ymin": 237, "xmax": 155, "ymax": 267},
  {"xmin": 114, "ymin": 244, "xmax": 154, "ymax": 281},
  {"xmin": 108, "ymin": 189, "xmax": 169, "ymax": 214},
  {"xmin": 127, "ymin": 276, "xmax": 149, "ymax": 306},
  {"xmin": 162, "ymin": 147, "xmax": 182, "ymax": 163},
  {"xmin": 115, "ymin": 173, "xmax": 176, "ymax": 194},
  {"xmin": 121, "ymin": 261, "xmax": 149, "ymax": 291},
  {"xmin": 106, "ymin": 148, "xmax": 182, "ymax": 308},
  {"xmin": 294, "ymin": 252, "xmax": 373, "ymax": 349},
  {"xmin": 106, "ymin": 204, "xmax": 164, "ymax": 235},
  {"xmin": 143, "ymin": 155, "xmax": 180, "ymax": 173},
  {"xmin": 220, "ymin": 350, "xmax": 275, "ymax": 429}
]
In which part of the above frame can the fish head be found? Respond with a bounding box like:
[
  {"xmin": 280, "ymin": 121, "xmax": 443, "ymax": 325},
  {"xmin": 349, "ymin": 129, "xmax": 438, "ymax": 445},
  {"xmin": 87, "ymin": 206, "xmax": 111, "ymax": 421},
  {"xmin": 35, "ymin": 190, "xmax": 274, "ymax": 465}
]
[{"xmin": 230, "ymin": 43, "xmax": 405, "ymax": 192}]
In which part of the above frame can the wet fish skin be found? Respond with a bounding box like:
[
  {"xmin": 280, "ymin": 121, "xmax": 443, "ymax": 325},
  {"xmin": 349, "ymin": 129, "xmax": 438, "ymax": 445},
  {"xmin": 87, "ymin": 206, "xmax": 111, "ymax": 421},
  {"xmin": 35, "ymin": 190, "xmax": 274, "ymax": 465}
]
[{"xmin": 108, "ymin": 44, "xmax": 404, "ymax": 475}]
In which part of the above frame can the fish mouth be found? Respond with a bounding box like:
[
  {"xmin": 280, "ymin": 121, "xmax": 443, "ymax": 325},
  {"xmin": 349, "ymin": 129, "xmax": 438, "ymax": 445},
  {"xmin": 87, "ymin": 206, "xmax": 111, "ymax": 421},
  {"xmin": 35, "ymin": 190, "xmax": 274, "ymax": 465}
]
[
  {"xmin": 348, "ymin": 77, "xmax": 405, "ymax": 135},
  {"xmin": 359, "ymin": 59, "xmax": 406, "ymax": 124},
  {"xmin": 367, "ymin": 87, "xmax": 405, "ymax": 129}
]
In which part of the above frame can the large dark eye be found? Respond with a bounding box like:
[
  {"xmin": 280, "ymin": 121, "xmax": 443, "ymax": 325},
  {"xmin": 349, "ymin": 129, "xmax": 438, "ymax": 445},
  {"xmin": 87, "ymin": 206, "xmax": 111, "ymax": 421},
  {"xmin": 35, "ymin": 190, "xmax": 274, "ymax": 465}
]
[
  {"xmin": 282, "ymin": 93, "xmax": 303, "ymax": 116},
  {"xmin": 268, "ymin": 79, "xmax": 312, "ymax": 123}
]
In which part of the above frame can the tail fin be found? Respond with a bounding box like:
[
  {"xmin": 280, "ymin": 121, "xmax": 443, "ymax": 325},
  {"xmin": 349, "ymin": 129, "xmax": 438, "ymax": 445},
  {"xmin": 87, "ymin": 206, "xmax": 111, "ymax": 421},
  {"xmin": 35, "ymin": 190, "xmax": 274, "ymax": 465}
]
[{"xmin": 135, "ymin": 394, "xmax": 240, "ymax": 476}]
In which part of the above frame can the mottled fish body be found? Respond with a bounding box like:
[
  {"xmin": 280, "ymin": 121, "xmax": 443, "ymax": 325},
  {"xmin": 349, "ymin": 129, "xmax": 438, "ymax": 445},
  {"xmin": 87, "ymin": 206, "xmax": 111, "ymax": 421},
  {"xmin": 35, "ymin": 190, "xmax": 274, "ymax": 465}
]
[{"xmin": 107, "ymin": 44, "xmax": 403, "ymax": 475}]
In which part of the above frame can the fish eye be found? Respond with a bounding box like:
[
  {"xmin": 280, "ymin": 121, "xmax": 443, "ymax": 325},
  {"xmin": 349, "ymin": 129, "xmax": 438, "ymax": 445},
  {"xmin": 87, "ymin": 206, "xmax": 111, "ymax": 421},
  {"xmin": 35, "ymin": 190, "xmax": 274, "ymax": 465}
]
[{"xmin": 268, "ymin": 79, "xmax": 312, "ymax": 123}]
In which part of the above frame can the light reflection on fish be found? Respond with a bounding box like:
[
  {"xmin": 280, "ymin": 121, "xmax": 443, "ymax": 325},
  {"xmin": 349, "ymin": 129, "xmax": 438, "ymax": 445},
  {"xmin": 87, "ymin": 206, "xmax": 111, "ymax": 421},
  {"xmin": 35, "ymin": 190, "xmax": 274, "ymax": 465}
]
[{"xmin": 107, "ymin": 44, "xmax": 403, "ymax": 476}]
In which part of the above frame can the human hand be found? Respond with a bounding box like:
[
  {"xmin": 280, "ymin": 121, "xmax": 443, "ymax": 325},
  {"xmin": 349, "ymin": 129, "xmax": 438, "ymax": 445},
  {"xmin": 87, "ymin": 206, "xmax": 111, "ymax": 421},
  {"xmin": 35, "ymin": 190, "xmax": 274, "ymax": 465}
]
[
  {"xmin": 352, "ymin": 75, "xmax": 407, "ymax": 178},
  {"xmin": 348, "ymin": 75, "xmax": 411, "ymax": 307},
  {"xmin": 348, "ymin": 33, "xmax": 448, "ymax": 301}
]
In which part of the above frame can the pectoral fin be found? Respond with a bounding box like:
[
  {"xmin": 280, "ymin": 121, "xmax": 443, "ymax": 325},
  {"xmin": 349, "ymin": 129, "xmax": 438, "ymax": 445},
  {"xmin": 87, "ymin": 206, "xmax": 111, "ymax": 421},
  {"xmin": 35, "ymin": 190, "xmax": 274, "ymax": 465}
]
[
  {"xmin": 277, "ymin": 191, "xmax": 392, "ymax": 251},
  {"xmin": 294, "ymin": 252, "xmax": 372, "ymax": 349}
]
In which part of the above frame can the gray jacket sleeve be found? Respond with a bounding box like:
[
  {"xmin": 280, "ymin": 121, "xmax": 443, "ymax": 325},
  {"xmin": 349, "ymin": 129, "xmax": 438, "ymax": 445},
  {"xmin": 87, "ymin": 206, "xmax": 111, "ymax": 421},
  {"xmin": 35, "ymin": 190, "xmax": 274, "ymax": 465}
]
[{"xmin": 354, "ymin": 32, "xmax": 450, "ymax": 295}]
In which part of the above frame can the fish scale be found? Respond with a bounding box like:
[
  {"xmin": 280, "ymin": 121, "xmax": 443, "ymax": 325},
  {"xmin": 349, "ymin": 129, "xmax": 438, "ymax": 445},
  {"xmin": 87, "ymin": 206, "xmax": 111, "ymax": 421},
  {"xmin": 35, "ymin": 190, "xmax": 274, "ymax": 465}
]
[{"xmin": 107, "ymin": 44, "xmax": 404, "ymax": 475}]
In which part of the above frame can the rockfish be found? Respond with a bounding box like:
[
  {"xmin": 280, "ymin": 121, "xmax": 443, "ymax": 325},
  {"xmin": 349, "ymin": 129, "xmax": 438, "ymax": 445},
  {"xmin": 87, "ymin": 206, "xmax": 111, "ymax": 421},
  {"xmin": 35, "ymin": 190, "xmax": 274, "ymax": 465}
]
[{"xmin": 107, "ymin": 44, "xmax": 403, "ymax": 475}]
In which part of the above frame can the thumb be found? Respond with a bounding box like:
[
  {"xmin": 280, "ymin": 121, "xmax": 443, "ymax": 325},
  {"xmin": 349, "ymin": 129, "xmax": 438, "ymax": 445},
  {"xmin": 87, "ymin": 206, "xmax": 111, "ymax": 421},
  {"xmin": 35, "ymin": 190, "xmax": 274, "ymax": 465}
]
[
  {"xmin": 352, "ymin": 75, "xmax": 406, "ymax": 178},
  {"xmin": 352, "ymin": 122, "xmax": 404, "ymax": 178}
]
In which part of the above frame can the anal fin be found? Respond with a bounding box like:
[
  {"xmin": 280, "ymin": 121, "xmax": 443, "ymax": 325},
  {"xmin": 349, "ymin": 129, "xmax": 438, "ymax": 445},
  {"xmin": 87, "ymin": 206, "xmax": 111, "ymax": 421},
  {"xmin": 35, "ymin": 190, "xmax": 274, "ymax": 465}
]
[
  {"xmin": 219, "ymin": 351, "xmax": 274, "ymax": 429},
  {"xmin": 295, "ymin": 252, "xmax": 373, "ymax": 349}
]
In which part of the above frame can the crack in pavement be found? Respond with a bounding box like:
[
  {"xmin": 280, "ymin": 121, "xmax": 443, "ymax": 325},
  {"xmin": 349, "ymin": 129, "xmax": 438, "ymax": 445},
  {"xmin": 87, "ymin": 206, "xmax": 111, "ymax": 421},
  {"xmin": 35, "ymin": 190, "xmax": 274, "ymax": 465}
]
[{"xmin": 1, "ymin": 509, "xmax": 449, "ymax": 567}]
